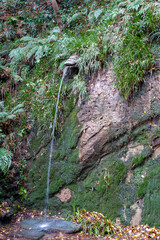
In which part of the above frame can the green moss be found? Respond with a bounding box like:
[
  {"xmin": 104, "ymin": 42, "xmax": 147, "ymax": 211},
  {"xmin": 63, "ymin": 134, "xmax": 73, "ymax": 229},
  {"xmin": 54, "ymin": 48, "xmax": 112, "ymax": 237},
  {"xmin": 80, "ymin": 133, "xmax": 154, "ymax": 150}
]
[
  {"xmin": 49, "ymin": 177, "xmax": 65, "ymax": 194},
  {"xmin": 132, "ymin": 125, "xmax": 151, "ymax": 144},
  {"xmin": 66, "ymin": 154, "xmax": 127, "ymax": 220},
  {"xmin": 136, "ymin": 134, "xmax": 150, "ymax": 145},
  {"xmin": 119, "ymin": 135, "xmax": 129, "ymax": 147},
  {"xmin": 27, "ymin": 108, "xmax": 82, "ymax": 209},
  {"xmin": 131, "ymin": 147, "xmax": 152, "ymax": 168},
  {"xmin": 58, "ymin": 109, "xmax": 81, "ymax": 151},
  {"xmin": 135, "ymin": 164, "xmax": 160, "ymax": 227},
  {"xmin": 132, "ymin": 125, "xmax": 150, "ymax": 138},
  {"xmin": 151, "ymin": 128, "xmax": 160, "ymax": 139},
  {"xmin": 151, "ymin": 100, "xmax": 160, "ymax": 117},
  {"xmin": 64, "ymin": 95, "xmax": 75, "ymax": 118},
  {"xmin": 132, "ymin": 155, "xmax": 144, "ymax": 167},
  {"xmin": 137, "ymin": 176, "xmax": 149, "ymax": 199}
]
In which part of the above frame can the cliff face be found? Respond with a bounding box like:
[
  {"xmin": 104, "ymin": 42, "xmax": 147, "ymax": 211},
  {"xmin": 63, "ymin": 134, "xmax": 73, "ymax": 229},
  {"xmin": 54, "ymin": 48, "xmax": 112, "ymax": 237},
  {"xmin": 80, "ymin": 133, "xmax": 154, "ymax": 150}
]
[
  {"xmin": 78, "ymin": 66, "xmax": 160, "ymax": 165},
  {"xmin": 27, "ymin": 66, "xmax": 160, "ymax": 227}
]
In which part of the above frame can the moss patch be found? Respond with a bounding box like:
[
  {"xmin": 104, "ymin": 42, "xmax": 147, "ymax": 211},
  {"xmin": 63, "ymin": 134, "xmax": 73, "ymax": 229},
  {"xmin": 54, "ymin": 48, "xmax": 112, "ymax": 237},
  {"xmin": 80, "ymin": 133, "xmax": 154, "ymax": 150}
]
[
  {"xmin": 137, "ymin": 164, "xmax": 160, "ymax": 228},
  {"xmin": 65, "ymin": 153, "xmax": 128, "ymax": 220},
  {"xmin": 26, "ymin": 107, "xmax": 82, "ymax": 210}
]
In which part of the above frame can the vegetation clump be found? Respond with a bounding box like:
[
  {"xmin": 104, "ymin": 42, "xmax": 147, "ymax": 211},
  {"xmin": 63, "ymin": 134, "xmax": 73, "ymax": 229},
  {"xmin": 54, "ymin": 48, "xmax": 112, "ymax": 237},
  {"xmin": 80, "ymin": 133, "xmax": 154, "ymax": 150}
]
[{"xmin": 71, "ymin": 209, "xmax": 117, "ymax": 236}]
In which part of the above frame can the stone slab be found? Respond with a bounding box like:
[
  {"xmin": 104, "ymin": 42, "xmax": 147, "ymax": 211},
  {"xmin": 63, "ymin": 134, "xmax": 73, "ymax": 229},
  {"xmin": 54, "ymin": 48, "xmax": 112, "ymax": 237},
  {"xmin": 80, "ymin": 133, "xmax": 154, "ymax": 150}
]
[
  {"xmin": 17, "ymin": 218, "xmax": 82, "ymax": 239},
  {"xmin": 17, "ymin": 229, "xmax": 44, "ymax": 239}
]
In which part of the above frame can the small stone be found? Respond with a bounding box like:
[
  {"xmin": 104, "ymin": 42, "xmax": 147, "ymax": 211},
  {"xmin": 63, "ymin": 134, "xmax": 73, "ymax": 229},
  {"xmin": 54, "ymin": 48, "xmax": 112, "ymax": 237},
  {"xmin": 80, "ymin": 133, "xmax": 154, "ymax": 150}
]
[{"xmin": 55, "ymin": 188, "xmax": 72, "ymax": 203}]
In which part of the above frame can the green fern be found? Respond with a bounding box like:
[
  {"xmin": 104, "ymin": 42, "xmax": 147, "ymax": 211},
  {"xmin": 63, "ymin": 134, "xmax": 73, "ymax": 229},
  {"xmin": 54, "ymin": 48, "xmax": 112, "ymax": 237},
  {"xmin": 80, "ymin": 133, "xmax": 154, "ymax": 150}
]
[
  {"xmin": 150, "ymin": 28, "xmax": 160, "ymax": 43},
  {"xmin": 9, "ymin": 27, "xmax": 59, "ymax": 80},
  {"xmin": 0, "ymin": 148, "xmax": 12, "ymax": 172},
  {"xmin": 127, "ymin": 0, "xmax": 142, "ymax": 11},
  {"xmin": 79, "ymin": 43, "xmax": 100, "ymax": 75},
  {"xmin": 68, "ymin": 12, "xmax": 86, "ymax": 26},
  {"xmin": 70, "ymin": 74, "xmax": 87, "ymax": 106},
  {"xmin": 0, "ymin": 101, "xmax": 24, "ymax": 122}
]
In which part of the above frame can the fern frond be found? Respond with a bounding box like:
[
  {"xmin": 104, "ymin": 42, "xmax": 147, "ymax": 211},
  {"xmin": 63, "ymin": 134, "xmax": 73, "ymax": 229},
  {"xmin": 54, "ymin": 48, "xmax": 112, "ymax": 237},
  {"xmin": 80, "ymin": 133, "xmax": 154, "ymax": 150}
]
[
  {"xmin": 70, "ymin": 74, "xmax": 87, "ymax": 106},
  {"xmin": 68, "ymin": 12, "xmax": 85, "ymax": 26},
  {"xmin": 11, "ymin": 103, "xmax": 24, "ymax": 112},
  {"xmin": 0, "ymin": 101, "xmax": 24, "ymax": 122},
  {"xmin": 0, "ymin": 148, "xmax": 12, "ymax": 172},
  {"xmin": 79, "ymin": 43, "xmax": 100, "ymax": 75}
]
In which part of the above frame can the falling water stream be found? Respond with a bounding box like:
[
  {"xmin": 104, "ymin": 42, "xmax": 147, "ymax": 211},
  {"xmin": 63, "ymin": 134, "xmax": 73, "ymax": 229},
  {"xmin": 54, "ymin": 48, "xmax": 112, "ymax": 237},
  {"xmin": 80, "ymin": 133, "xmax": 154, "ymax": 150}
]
[
  {"xmin": 17, "ymin": 62, "xmax": 82, "ymax": 239},
  {"xmin": 44, "ymin": 66, "xmax": 68, "ymax": 214}
]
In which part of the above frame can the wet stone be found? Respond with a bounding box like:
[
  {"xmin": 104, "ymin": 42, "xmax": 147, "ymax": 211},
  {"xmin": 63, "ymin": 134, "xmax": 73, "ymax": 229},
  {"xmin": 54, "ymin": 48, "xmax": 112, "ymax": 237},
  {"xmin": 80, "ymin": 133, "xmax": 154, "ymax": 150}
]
[
  {"xmin": 17, "ymin": 229, "xmax": 44, "ymax": 239},
  {"xmin": 17, "ymin": 218, "xmax": 82, "ymax": 239}
]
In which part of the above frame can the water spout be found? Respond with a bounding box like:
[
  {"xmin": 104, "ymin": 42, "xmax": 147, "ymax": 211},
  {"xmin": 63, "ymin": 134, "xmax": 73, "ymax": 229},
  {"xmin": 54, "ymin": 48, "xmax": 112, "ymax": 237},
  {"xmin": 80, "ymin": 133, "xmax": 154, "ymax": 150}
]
[{"xmin": 44, "ymin": 66, "xmax": 69, "ymax": 214}]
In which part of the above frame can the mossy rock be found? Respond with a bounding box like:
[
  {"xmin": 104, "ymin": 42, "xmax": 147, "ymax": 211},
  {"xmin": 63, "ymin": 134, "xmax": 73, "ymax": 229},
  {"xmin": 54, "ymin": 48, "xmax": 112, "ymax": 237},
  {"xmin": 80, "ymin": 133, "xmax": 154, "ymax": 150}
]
[
  {"xmin": 67, "ymin": 153, "xmax": 127, "ymax": 220},
  {"xmin": 26, "ymin": 107, "xmax": 82, "ymax": 209},
  {"xmin": 131, "ymin": 147, "xmax": 152, "ymax": 169}
]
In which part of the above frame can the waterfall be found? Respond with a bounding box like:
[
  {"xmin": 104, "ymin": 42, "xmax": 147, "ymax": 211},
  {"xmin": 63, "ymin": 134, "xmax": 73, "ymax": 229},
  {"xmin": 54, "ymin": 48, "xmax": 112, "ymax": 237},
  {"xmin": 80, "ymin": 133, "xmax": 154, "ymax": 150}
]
[{"xmin": 44, "ymin": 66, "xmax": 69, "ymax": 214}]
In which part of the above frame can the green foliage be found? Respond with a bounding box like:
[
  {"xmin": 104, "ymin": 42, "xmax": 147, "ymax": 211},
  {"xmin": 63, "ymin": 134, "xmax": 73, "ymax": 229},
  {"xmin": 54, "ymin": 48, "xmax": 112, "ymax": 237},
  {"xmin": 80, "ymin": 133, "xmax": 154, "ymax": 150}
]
[
  {"xmin": 20, "ymin": 68, "xmax": 61, "ymax": 126},
  {"xmin": 52, "ymin": 28, "xmax": 101, "ymax": 66},
  {"xmin": 19, "ymin": 186, "xmax": 28, "ymax": 201},
  {"xmin": 70, "ymin": 74, "xmax": 87, "ymax": 105},
  {"xmin": 0, "ymin": 148, "xmax": 12, "ymax": 172},
  {"xmin": 132, "ymin": 147, "xmax": 152, "ymax": 168},
  {"xmin": 0, "ymin": 157, "xmax": 27, "ymax": 208},
  {"xmin": 132, "ymin": 125, "xmax": 150, "ymax": 138},
  {"xmin": 0, "ymin": 101, "xmax": 24, "ymax": 123},
  {"xmin": 151, "ymin": 128, "xmax": 160, "ymax": 139},
  {"xmin": 9, "ymin": 27, "xmax": 60, "ymax": 81},
  {"xmin": 79, "ymin": 43, "xmax": 101, "ymax": 75},
  {"xmin": 150, "ymin": 28, "xmax": 160, "ymax": 43},
  {"xmin": 0, "ymin": 0, "xmax": 20, "ymax": 9},
  {"xmin": 112, "ymin": 0, "xmax": 160, "ymax": 99},
  {"xmin": 0, "ymin": 101, "xmax": 24, "ymax": 173},
  {"xmin": 114, "ymin": 34, "xmax": 153, "ymax": 99},
  {"xmin": 137, "ymin": 166, "xmax": 160, "ymax": 227},
  {"xmin": 132, "ymin": 155, "xmax": 144, "ymax": 167},
  {"xmin": 71, "ymin": 209, "xmax": 117, "ymax": 236},
  {"xmin": 0, "ymin": 101, "xmax": 24, "ymax": 122},
  {"xmin": 68, "ymin": 12, "xmax": 86, "ymax": 26},
  {"xmin": 88, "ymin": 8, "xmax": 103, "ymax": 26},
  {"xmin": 18, "ymin": 9, "xmax": 54, "ymax": 37}
]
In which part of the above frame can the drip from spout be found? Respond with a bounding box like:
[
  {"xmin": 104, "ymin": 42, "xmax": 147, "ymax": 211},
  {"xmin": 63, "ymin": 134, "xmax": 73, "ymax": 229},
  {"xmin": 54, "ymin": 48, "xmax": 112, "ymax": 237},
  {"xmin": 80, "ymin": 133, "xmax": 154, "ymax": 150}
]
[{"xmin": 44, "ymin": 66, "xmax": 69, "ymax": 213}]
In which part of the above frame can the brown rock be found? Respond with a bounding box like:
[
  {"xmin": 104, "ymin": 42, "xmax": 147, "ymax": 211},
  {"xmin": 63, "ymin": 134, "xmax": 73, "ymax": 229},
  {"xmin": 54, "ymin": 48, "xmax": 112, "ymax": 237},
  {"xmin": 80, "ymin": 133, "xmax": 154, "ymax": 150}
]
[
  {"xmin": 55, "ymin": 188, "xmax": 72, "ymax": 203},
  {"xmin": 77, "ymin": 67, "xmax": 160, "ymax": 165},
  {"xmin": 152, "ymin": 138, "xmax": 160, "ymax": 149}
]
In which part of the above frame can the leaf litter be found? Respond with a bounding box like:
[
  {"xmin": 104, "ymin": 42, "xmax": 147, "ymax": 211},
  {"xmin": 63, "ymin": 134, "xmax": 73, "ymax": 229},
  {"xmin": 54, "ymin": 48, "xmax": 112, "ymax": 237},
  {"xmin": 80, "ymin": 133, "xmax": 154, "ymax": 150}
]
[{"xmin": 0, "ymin": 208, "xmax": 160, "ymax": 239}]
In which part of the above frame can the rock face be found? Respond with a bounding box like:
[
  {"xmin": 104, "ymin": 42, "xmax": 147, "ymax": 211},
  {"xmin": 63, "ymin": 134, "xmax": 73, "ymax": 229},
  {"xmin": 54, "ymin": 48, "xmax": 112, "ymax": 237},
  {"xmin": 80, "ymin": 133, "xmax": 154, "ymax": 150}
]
[
  {"xmin": 27, "ymin": 66, "xmax": 160, "ymax": 228},
  {"xmin": 78, "ymin": 67, "xmax": 160, "ymax": 165}
]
